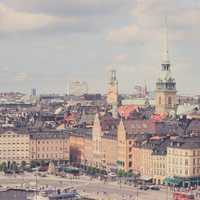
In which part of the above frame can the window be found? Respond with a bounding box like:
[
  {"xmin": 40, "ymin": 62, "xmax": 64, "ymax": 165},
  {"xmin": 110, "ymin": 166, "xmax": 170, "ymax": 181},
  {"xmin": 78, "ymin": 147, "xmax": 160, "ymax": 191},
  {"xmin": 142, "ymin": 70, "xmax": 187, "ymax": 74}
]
[
  {"xmin": 185, "ymin": 159, "xmax": 188, "ymax": 166},
  {"xmin": 159, "ymin": 96, "xmax": 161, "ymax": 105},
  {"xmin": 168, "ymin": 96, "xmax": 172, "ymax": 105}
]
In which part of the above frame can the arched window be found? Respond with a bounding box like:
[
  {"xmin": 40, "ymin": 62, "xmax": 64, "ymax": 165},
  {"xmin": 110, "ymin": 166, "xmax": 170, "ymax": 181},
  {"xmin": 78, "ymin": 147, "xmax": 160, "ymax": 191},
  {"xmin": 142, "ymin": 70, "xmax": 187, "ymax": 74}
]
[
  {"xmin": 159, "ymin": 96, "xmax": 161, "ymax": 105},
  {"xmin": 168, "ymin": 96, "xmax": 172, "ymax": 105}
]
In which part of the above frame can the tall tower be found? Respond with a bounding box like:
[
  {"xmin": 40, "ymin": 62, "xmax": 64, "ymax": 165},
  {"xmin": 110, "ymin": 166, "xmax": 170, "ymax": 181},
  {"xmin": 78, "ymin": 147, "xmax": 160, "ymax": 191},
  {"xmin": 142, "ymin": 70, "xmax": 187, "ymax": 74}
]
[
  {"xmin": 155, "ymin": 20, "xmax": 177, "ymax": 116},
  {"xmin": 107, "ymin": 69, "xmax": 118, "ymax": 106}
]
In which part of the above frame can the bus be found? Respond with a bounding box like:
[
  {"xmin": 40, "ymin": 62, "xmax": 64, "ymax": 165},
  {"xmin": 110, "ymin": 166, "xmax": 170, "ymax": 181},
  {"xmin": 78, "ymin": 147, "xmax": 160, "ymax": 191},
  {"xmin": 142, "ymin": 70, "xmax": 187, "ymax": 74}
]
[{"xmin": 173, "ymin": 192, "xmax": 195, "ymax": 200}]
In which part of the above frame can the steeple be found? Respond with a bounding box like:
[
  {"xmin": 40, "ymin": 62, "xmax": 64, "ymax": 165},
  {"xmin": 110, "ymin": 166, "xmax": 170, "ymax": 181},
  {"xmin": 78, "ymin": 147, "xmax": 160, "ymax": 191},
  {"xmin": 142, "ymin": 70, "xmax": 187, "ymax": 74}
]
[
  {"xmin": 107, "ymin": 68, "xmax": 118, "ymax": 105},
  {"xmin": 155, "ymin": 18, "xmax": 177, "ymax": 116},
  {"xmin": 162, "ymin": 17, "xmax": 170, "ymax": 65},
  {"xmin": 109, "ymin": 69, "xmax": 117, "ymax": 83}
]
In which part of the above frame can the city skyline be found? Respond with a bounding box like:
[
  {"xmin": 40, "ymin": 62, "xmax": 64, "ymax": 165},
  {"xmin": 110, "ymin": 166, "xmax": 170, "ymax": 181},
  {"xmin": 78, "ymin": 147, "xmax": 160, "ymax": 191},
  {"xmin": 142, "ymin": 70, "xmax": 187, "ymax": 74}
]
[{"xmin": 0, "ymin": 0, "xmax": 199, "ymax": 95}]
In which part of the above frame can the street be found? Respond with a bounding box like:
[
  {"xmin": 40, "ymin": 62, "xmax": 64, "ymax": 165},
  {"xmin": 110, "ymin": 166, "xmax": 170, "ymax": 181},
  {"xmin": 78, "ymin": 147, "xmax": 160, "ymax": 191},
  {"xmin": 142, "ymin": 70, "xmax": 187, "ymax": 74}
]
[{"xmin": 0, "ymin": 173, "xmax": 173, "ymax": 200}]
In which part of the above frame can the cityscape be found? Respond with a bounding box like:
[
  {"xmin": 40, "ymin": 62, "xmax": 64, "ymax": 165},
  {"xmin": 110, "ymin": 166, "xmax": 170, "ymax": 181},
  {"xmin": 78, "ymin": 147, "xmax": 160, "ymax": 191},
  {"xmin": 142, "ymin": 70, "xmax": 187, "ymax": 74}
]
[{"xmin": 0, "ymin": 1, "xmax": 200, "ymax": 200}]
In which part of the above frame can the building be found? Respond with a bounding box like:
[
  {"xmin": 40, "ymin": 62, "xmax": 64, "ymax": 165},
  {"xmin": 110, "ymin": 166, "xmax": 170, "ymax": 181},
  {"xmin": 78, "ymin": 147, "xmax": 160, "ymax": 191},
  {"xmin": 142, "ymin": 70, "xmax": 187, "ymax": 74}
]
[
  {"xmin": 132, "ymin": 135, "xmax": 169, "ymax": 184},
  {"xmin": 0, "ymin": 130, "xmax": 30, "ymax": 164},
  {"xmin": 69, "ymin": 81, "xmax": 88, "ymax": 96},
  {"xmin": 92, "ymin": 113, "xmax": 118, "ymax": 170},
  {"xmin": 117, "ymin": 118, "xmax": 157, "ymax": 172},
  {"xmin": 166, "ymin": 137, "xmax": 200, "ymax": 187},
  {"xmin": 155, "ymin": 23, "xmax": 177, "ymax": 116},
  {"xmin": 30, "ymin": 131, "xmax": 69, "ymax": 161},
  {"xmin": 107, "ymin": 69, "xmax": 118, "ymax": 106},
  {"xmin": 68, "ymin": 128, "xmax": 92, "ymax": 165},
  {"xmin": 31, "ymin": 88, "xmax": 37, "ymax": 97}
]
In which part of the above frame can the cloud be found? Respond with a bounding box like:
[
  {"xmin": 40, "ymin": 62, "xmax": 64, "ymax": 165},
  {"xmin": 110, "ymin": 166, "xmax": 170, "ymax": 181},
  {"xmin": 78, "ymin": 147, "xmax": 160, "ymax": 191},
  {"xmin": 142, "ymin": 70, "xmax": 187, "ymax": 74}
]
[
  {"xmin": 1, "ymin": 0, "xmax": 133, "ymax": 16},
  {"xmin": 15, "ymin": 72, "xmax": 32, "ymax": 82},
  {"xmin": 106, "ymin": 0, "xmax": 200, "ymax": 44},
  {"xmin": 107, "ymin": 25, "xmax": 140, "ymax": 44},
  {"xmin": 113, "ymin": 53, "xmax": 129, "ymax": 63},
  {"xmin": 0, "ymin": 3, "xmax": 78, "ymax": 32}
]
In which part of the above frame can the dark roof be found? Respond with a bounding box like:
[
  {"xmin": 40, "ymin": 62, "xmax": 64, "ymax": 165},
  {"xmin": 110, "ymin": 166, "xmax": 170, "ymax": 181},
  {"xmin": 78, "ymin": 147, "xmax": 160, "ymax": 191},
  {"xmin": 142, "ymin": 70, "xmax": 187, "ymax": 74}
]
[
  {"xmin": 155, "ymin": 121, "xmax": 178, "ymax": 135},
  {"xmin": 78, "ymin": 112, "xmax": 95, "ymax": 125},
  {"xmin": 100, "ymin": 114, "xmax": 119, "ymax": 131},
  {"xmin": 187, "ymin": 119, "xmax": 200, "ymax": 132},
  {"xmin": 169, "ymin": 136, "xmax": 200, "ymax": 149},
  {"xmin": 30, "ymin": 130, "xmax": 68, "ymax": 139},
  {"xmin": 136, "ymin": 136, "xmax": 170, "ymax": 156},
  {"xmin": 122, "ymin": 119, "xmax": 155, "ymax": 135},
  {"xmin": 66, "ymin": 127, "xmax": 92, "ymax": 138}
]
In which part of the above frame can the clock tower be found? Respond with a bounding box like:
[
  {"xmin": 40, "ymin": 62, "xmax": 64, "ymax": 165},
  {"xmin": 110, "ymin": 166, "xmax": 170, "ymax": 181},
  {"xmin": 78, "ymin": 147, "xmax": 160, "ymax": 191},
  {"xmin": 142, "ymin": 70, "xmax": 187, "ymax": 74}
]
[
  {"xmin": 107, "ymin": 69, "xmax": 118, "ymax": 106},
  {"xmin": 155, "ymin": 21, "xmax": 177, "ymax": 116}
]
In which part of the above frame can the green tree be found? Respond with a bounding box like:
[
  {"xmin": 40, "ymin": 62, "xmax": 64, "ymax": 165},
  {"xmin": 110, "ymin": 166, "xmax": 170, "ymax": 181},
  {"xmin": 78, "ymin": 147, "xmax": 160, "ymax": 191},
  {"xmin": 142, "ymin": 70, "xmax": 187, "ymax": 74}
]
[
  {"xmin": 0, "ymin": 162, "xmax": 7, "ymax": 171},
  {"xmin": 11, "ymin": 161, "xmax": 18, "ymax": 171},
  {"xmin": 117, "ymin": 169, "xmax": 126, "ymax": 177},
  {"xmin": 21, "ymin": 161, "xmax": 26, "ymax": 169}
]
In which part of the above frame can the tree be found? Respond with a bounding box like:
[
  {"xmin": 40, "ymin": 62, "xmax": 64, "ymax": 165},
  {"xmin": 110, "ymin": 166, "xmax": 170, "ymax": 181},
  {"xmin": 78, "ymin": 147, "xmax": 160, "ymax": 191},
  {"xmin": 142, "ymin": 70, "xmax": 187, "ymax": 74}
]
[
  {"xmin": 117, "ymin": 169, "xmax": 126, "ymax": 177},
  {"xmin": 11, "ymin": 161, "xmax": 18, "ymax": 171},
  {"xmin": 0, "ymin": 162, "xmax": 7, "ymax": 171},
  {"xmin": 30, "ymin": 160, "xmax": 39, "ymax": 168},
  {"xmin": 21, "ymin": 161, "xmax": 26, "ymax": 169}
]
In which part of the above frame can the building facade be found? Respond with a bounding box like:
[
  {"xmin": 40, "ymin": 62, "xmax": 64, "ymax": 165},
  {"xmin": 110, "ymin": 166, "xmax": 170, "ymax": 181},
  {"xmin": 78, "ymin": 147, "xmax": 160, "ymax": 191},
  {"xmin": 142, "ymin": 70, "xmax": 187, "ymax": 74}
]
[
  {"xmin": 30, "ymin": 131, "xmax": 69, "ymax": 161},
  {"xmin": 0, "ymin": 130, "xmax": 30, "ymax": 163},
  {"xmin": 69, "ymin": 81, "xmax": 88, "ymax": 96},
  {"xmin": 166, "ymin": 137, "xmax": 200, "ymax": 186}
]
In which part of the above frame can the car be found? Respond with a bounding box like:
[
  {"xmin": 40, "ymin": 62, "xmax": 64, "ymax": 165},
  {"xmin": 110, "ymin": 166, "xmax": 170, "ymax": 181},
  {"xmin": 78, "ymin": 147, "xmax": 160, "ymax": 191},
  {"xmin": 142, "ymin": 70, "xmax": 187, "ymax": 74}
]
[
  {"xmin": 108, "ymin": 172, "xmax": 117, "ymax": 177},
  {"xmin": 139, "ymin": 185, "xmax": 149, "ymax": 190},
  {"xmin": 150, "ymin": 185, "xmax": 160, "ymax": 190}
]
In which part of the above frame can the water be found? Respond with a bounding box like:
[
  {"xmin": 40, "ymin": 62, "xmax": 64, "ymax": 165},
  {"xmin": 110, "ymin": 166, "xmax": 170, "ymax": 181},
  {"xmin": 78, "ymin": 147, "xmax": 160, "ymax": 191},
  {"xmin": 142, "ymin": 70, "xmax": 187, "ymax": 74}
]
[{"xmin": 0, "ymin": 190, "xmax": 28, "ymax": 200}]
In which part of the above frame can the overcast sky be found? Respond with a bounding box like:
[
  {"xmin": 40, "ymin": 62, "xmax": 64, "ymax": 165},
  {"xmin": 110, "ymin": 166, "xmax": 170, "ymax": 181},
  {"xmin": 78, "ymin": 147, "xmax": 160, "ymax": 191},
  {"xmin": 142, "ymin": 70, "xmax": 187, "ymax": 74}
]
[{"xmin": 0, "ymin": 0, "xmax": 199, "ymax": 95}]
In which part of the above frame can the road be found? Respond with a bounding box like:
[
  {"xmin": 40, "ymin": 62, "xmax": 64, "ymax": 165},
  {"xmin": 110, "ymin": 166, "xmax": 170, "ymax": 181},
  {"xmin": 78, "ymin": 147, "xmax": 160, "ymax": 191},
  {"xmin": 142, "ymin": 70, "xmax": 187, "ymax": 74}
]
[{"xmin": 0, "ymin": 173, "xmax": 173, "ymax": 200}]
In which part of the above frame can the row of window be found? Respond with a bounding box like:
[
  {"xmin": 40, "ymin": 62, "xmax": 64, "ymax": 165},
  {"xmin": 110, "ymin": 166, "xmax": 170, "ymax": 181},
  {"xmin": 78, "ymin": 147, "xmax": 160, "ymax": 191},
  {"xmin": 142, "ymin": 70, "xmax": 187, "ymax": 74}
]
[
  {"xmin": 0, "ymin": 135, "xmax": 27, "ymax": 138},
  {"xmin": 0, "ymin": 143, "xmax": 29, "ymax": 145},
  {"xmin": 34, "ymin": 140, "xmax": 64, "ymax": 144},
  {"xmin": 35, "ymin": 154, "xmax": 63, "ymax": 159},
  {"xmin": 168, "ymin": 158, "xmax": 200, "ymax": 165},
  {"xmin": 0, "ymin": 157, "xmax": 29, "ymax": 159},
  {"xmin": 32, "ymin": 147, "xmax": 63, "ymax": 151},
  {"xmin": 168, "ymin": 150, "xmax": 200, "ymax": 156},
  {"xmin": 0, "ymin": 149, "xmax": 29, "ymax": 152}
]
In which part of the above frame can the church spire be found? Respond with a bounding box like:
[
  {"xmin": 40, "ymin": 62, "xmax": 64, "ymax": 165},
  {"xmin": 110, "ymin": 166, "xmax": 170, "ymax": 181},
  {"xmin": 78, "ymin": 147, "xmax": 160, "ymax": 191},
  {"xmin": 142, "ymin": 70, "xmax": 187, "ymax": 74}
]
[{"xmin": 162, "ymin": 17, "xmax": 170, "ymax": 65}]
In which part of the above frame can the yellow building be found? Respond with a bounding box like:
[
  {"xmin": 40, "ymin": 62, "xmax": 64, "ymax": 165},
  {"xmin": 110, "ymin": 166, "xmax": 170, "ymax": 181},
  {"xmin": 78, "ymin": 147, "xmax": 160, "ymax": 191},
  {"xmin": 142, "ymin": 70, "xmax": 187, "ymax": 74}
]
[
  {"xmin": 117, "ymin": 119, "xmax": 135, "ymax": 172},
  {"xmin": 132, "ymin": 136, "xmax": 169, "ymax": 184},
  {"xmin": 166, "ymin": 137, "xmax": 200, "ymax": 186},
  {"xmin": 30, "ymin": 131, "xmax": 69, "ymax": 161},
  {"xmin": 0, "ymin": 130, "xmax": 30, "ymax": 163},
  {"xmin": 102, "ymin": 136, "xmax": 118, "ymax": 170},
  {"xmin": 91, "ymin": 113, "xmax": 119, "ymax": 170}
]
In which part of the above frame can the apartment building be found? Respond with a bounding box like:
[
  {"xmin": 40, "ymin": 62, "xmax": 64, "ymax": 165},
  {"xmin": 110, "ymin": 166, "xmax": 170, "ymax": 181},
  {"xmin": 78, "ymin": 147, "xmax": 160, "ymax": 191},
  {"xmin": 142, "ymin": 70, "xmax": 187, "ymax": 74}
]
[
  {"xmin": 166, "ymin": 137, "xmax": 200, "ymax": 187},
  {"xmin": 0, "ymin": 129, "xmax": 30, "ymax": 163},
  {"xmin": 30, "ymin": 131, "xmax": 69, "ymax": 161}
]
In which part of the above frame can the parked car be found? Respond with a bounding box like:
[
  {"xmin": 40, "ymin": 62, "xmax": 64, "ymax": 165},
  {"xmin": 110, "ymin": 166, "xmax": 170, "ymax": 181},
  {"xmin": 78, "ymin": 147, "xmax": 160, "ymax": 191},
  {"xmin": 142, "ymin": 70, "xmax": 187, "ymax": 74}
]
[
  {"xmin": 139, "ymin": 185, "xmax": 149, "ymax": 190},
  {"xmin": 150, "ymin": 185, "xmax": 160, "ymax": 190}
]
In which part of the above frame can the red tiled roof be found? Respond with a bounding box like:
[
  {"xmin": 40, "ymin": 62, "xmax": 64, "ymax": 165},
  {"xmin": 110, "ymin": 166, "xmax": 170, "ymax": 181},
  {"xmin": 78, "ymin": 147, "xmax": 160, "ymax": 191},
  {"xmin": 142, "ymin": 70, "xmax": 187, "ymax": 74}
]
[{"xmin": 118, "ymin": 105, "xmax": 139, "ymax": 119}]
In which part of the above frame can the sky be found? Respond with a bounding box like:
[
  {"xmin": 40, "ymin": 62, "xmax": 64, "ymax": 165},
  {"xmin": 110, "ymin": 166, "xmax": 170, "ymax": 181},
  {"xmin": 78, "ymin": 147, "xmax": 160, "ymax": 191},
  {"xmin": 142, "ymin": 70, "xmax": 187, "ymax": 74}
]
[{"xmin": 0, "ymin": 0, "xmax": 199, "ymax": 95}]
